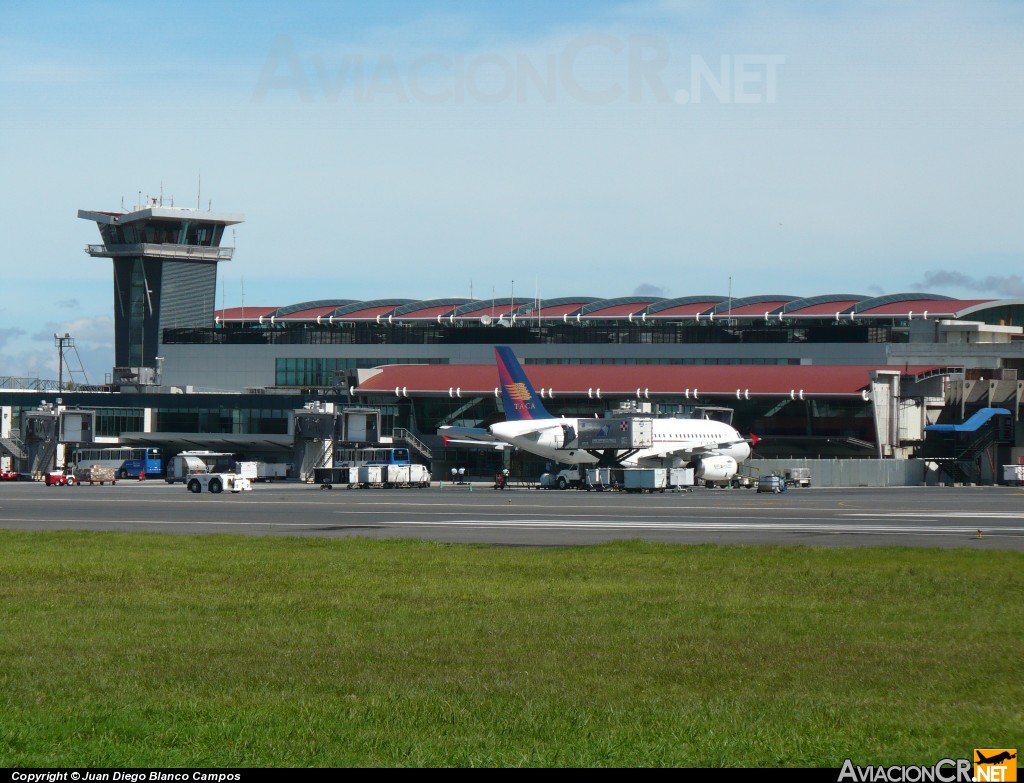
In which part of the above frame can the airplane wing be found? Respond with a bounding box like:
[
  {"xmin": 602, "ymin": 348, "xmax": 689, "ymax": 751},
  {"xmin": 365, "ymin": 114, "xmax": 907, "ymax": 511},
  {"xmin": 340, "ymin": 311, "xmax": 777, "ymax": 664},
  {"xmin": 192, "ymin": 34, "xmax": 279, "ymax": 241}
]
[
  {"xmin": 438, "ymin": 425, "xmax": 509, "ymax": 449},
  {"xmin": 642, "ymin": 439, "xmax": 747, "ymax": 461}
]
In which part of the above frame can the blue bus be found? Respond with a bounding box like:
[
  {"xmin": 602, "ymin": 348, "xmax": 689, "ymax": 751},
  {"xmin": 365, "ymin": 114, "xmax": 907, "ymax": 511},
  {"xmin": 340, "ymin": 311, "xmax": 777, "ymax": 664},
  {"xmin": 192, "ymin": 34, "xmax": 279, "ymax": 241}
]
[
  {"xmin": 71, "ymin": 446, "xmax": 163, "ymax": 479},
  {"xmin": 334, "ymin": 447, "xmax": 411, "ymax": 466}
]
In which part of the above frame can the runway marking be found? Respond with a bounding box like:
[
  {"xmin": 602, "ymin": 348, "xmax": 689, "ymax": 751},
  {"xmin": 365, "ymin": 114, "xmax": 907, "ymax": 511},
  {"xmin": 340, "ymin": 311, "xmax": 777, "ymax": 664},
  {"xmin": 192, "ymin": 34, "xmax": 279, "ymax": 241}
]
[
  {"xmin": 845, "ymin": 511, "xmax": 1024, "ymax": 519},
  {"xmin": 6, "ymin": 516, "xmax": 1024, "ymax": 537},
  {"xmin": 16, "ymin": 493, "xmax": 1024, "ymax": 517},
  {"xmin": 12, "ymin": 505, "xmax": 1024, "ymax": 526}
]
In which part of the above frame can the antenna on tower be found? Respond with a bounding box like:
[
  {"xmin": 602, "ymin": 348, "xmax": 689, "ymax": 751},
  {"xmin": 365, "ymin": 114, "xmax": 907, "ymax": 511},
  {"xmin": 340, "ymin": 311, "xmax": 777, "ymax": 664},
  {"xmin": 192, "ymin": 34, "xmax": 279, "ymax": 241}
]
[
  {"xmin": 197, "ymin": 170, "xmax": 201, "ymax": 210},
  {"xmin": 536, "ymin": 278, "xmax": 540, "ymax": 327}
]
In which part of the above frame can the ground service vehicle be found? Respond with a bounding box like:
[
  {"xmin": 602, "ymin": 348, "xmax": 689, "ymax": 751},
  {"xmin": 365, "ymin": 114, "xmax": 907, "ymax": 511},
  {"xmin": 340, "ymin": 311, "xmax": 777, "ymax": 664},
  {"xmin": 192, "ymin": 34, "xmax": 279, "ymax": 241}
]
[
  {"xmin": 550, "ymin": 465, "xmax": 586, "ymax": 489},
  {"xmin": 187, "ymin": 472, "xmax": 252, "ymax": 494},
  {"xmin": 784, "ymin": 467, "xmax": 811, "ymax": 488},
  {"xmin": 757, "ymin": 474, "xmax": 788, "ymax": 493},
  {"xmin": 167, "ymin": 452, "xmax": 237, "ymax": 484}
]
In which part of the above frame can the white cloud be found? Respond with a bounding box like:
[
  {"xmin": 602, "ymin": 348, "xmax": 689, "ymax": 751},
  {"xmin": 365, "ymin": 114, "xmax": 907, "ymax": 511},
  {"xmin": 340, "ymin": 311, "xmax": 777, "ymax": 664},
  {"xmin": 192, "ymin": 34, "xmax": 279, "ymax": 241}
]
[{"xmin": 916, "ymin": 271, "xmax": 1024, "ymax": 298}]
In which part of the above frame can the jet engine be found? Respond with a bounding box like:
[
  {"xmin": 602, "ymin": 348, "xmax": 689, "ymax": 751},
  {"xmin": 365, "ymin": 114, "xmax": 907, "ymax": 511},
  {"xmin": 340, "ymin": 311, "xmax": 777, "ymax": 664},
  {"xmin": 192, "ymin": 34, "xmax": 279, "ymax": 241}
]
[
  {"xmin": 692, "ymin": 456, "xmax": 738, "ymax": 482},
  {"xmin": 530, "ymin": 424, "xmax": 577, "ymax": 451}
]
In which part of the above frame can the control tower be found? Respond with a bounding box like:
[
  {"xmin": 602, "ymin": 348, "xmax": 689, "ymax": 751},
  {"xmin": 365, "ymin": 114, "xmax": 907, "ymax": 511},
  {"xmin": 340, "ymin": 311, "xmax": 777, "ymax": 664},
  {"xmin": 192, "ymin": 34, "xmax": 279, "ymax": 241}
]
[{"xmin": 79, "ymin": 198, "xmax": 244, "ymax": 385}]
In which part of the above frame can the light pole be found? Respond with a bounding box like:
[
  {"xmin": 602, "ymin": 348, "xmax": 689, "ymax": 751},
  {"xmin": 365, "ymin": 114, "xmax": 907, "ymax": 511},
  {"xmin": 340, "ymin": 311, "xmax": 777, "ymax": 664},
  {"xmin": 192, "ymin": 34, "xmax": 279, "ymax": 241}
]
[{"xmin": 54, "ymin": 333, "xmax": 74, "ymax": 391}]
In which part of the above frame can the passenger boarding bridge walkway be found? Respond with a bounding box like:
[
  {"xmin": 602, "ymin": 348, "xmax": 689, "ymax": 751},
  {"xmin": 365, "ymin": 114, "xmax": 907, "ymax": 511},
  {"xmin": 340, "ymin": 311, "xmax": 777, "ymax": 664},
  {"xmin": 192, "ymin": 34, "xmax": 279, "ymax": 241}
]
[{"xmin": 922, "ymin": 407, "xmax": 1014, "ymax": 485}]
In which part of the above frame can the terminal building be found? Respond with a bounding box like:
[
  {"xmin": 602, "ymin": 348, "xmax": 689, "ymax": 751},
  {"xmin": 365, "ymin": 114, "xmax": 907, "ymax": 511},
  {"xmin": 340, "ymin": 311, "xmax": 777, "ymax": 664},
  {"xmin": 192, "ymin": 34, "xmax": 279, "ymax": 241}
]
[{"xmin": 2, "ymin": 199, "xmax": 1023, "ymax": 484}]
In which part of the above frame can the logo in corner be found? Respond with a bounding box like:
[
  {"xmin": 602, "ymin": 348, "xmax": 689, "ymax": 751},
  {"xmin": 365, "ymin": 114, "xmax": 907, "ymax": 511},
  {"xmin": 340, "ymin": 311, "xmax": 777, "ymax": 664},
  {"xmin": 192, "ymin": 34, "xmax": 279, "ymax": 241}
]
[{"xmin": 975, "ymin": 749, "xmax": 1017, "ymax": 782}]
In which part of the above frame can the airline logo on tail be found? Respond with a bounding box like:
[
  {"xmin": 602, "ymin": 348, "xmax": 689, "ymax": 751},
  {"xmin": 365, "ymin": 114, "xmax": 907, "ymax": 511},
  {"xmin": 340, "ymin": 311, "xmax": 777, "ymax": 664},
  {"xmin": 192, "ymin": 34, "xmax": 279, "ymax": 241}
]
[
  {"xmin": 495, "ymin": 346, "xmax": 552, "ymax": 421},
  {"xmin": 505, "ymin": 382, "xmax": 533, "ymax": 402}
]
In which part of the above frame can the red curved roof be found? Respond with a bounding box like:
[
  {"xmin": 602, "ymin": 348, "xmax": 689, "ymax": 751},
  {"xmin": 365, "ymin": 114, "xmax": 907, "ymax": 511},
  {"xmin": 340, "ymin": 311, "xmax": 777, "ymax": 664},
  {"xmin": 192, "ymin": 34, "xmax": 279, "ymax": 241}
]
[
  {"xmin": 335, "ymin": 304, "xmax": 406, "ymax": 320},
  {"xmin": 723, "ymin": 300, "xmax": 792, "ymax": 317},
  {"xmin": 216, "ymin": 307, "xmax": 277, "ymax": 320},
  {"xmin": 455, "ymin": 305, "xmax": 518, "ymax": 320},
  {"xmin": 396, "ymin": 304, "xmax": 461, "ymax": 319},
  {"xmin": 784, "ymin": 300, "xmax": 862, "ymax": 316},
  {"xmin": 584, "ymin": 302, "xmax": 657, "ymax": 317},
  {"xmin": 278, "ymin": 305, "xmax": 340, "ymax": 320},
  {"xmin": 647, "ymin": 301, "xmax": 722, "ymax": 317},
  {"xmin": 856, "ymin": 299, "xmax": 990, "ymax": 316},
  {"xmin": 531, "ymin": 301, "xmax": 597, "ymax": 317}
]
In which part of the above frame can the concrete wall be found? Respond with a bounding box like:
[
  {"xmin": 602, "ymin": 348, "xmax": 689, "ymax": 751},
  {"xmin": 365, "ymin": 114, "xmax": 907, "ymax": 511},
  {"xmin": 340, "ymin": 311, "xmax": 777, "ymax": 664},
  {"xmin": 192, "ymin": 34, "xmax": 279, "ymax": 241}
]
[{"xmin": 747, "ymin": 458, "xmax": 928, "ymax": 487}]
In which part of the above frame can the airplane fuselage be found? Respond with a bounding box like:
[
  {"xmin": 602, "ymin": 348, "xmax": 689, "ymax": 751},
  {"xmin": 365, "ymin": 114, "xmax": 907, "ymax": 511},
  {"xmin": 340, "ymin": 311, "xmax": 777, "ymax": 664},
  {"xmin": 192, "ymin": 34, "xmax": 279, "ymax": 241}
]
[{"xmin": 489, "ymin": 417, "xmax": 751, "ymax": 469}]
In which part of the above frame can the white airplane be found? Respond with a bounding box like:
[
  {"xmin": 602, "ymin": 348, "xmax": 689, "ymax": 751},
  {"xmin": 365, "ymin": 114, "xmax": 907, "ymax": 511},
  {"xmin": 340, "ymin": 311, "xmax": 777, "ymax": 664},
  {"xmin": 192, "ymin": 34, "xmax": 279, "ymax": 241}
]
[{"xmin": 439, "ymin": 346, "xmax": 755, "ymax": 482}]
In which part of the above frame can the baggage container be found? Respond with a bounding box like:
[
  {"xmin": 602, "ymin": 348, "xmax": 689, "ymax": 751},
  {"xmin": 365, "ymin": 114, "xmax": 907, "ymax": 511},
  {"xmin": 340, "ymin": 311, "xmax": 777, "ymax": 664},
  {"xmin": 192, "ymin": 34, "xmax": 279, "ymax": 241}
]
[
  {"xmin": 623, "ymin": 468, "xmax": 667, "ymax": 492},
  {"xmin": 586, "ymin": 467, "xmax": 626, "ymax": 491},
  {"xmin": 1003, "ymin": 464, "xmax": 1024, "ymax": 485},
  {"xmin": 235, "ymin": 461, "xmax": 259, "ymax": 480},
  {"xmin": 314, "ymin": 466, "xmax": 350, "ymax": 488},
  {"xmin": 407, "ymin": 464, "xmax": 431, "ymax": 487},
  {"xmin": 668, "ymin": 467, "xmax": 695, "ymax": 490},
  {"xmin": 73, "ymin": 464, "xmax": 118, "ymax": 485},
  {"xmin": 357, "ymin": 465, "xmax": 383, "ymax": 487},
  {"xmin": 257, "ymin": 462, "xmax": 292, "ymax": 481},
  {"xmin": 385, "ymin": 464, "xmax": 410, "ymax": 486}
]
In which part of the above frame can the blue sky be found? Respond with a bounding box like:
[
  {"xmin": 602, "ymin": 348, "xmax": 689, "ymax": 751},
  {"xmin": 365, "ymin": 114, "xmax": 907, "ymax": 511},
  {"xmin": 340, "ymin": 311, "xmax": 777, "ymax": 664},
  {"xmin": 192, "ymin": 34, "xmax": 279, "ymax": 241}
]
[{"xmin": 1, "ymin": 1, "xmax": 1023, "ymax": 384}]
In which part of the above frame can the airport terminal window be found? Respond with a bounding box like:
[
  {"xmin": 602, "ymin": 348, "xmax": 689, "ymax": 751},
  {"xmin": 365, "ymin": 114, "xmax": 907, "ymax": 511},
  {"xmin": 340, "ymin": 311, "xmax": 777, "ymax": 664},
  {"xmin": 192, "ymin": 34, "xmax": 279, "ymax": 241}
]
[
  {"xmin": 93, "ymin": 408, "xmax": 145, "ymax": 437},
  {"xmin": 154, "ymin": 406, "xmax": 289, "ymax": 435},
  {"xmin": 274, "ymin": 357, "xmax": 447, "ymax": 387}
]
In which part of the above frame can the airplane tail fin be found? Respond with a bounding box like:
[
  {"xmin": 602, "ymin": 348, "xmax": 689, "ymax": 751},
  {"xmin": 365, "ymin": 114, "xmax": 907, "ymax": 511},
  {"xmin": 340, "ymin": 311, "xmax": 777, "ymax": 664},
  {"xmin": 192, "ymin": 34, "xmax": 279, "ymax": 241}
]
[{"xmin": 495, "ymin": 346, "xmax": 553, "ymax": 421}]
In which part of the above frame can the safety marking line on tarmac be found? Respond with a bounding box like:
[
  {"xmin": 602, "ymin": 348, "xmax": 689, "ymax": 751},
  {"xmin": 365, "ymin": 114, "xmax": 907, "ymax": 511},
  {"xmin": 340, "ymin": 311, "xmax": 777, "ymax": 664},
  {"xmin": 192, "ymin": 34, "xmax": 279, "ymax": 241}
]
[
  {"xmin": 6, "ymin": 517, "xmax": 1023, "ymax": 536},
  {"xmin": 17, "ymin": 496, "xmax": 1024, "ymax": 521},
  {"xmin": 843, "ymin": 511, "xmax": 1024, "ymax": 519},
  {"xmin": 12, "ymin": 508, "xmax": 1024, "ymax": 528}
]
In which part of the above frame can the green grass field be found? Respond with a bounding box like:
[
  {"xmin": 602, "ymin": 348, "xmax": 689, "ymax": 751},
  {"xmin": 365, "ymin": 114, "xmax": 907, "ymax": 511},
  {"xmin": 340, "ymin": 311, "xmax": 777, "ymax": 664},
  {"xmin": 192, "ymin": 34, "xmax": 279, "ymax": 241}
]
[{"xmin": 0, "ymin": 531, "xmax": 1020, "ymax": 767}]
